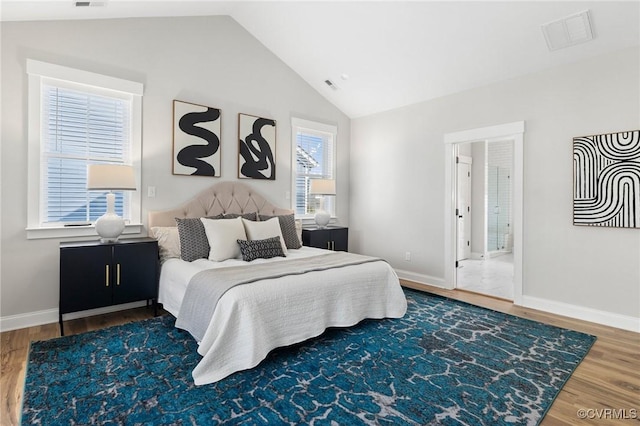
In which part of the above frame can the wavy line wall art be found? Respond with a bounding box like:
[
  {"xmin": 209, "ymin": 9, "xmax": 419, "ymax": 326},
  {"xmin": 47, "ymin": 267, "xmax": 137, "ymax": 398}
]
[
  {"xmin": 238, "ymin": 113, "xmax": 276, "ymax": 180},
  {"xmin": 573, "ymin": 130, "xmax": 640, "ymax": 228},
  {"xmin": 173, "ymin": 100, "xmax": 221, "ymax": 177}
]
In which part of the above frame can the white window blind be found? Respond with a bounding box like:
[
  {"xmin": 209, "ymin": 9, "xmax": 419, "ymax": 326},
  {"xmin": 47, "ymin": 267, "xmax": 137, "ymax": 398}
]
[
  {"xmin": 42, "ymin": 83, "xmax": 132, "ymax": 224},
  {"xmin": 292, "ymin": 119, "xmax": 336, "ymax": 216},
  {"xmin": 26, "ymin": 59, "xmax": 143, "ymax": 239}
]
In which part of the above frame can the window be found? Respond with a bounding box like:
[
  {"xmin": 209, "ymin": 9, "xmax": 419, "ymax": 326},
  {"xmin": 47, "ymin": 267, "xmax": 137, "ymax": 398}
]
[
  {"xmin": 292, "ymin": 118, "xmax": 337, "ymax": 217},
  {"xmin": 27, "ymin": 60, "xmax": 143, "ymax": 239}
]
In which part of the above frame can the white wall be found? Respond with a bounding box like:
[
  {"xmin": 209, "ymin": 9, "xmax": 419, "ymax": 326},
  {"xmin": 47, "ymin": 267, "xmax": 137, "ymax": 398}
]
[
  {"xmin": 350, "ymin": 47, "xmax": 640, "ymax": 325},
  {"xmin": 0, "ymin": 16, "xmax": 350, "ymax": 324}
]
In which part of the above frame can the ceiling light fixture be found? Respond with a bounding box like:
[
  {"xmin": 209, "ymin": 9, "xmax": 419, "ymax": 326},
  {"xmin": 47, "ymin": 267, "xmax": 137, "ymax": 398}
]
[{"xmin": 541, "ymin": 10, "xmax": 594, "ymax": 51}]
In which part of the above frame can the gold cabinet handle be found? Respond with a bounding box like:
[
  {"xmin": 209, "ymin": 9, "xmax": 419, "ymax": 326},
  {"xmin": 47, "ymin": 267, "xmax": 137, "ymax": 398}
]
[
  {"xmin": 105, "ymin": 265, "xmax": 110, "ymax": 287},
  {"xmin": 116, "ymin": 264, "xmax": 121, "ymax": 285}
]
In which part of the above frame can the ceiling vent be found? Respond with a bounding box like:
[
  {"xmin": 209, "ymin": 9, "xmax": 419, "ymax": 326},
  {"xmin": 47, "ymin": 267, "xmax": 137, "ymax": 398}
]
[
  {"xmin": 542, "ymin": 10, "xmax": 594, "ymax": 51},
  {"xmin": 74, "ymin": 1, "xmax": 106, "ymax": 7},
  {"xmin": 324, "ymin": 79, "xmax": 339, "ymax": 91}
]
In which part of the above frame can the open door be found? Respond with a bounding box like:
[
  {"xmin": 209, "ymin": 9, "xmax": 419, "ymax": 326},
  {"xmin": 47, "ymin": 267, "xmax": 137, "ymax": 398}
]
[{"xmin": 456, "ymin": 155, "xmax": 472, "ymax": 262}]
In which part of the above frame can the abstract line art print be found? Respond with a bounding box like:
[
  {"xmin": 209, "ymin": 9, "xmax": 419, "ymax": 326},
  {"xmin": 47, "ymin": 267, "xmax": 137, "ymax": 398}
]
[
  {"xmin": 238, "ymin": 113, "xmax": 276, "ymax": 180},
  {"xmin": 573, "ymin": 130, "xmax": 640, "ymax": 228},
  {"xmin": 173, "ymin": 100, "xmax": 221, "ymax": 177}
]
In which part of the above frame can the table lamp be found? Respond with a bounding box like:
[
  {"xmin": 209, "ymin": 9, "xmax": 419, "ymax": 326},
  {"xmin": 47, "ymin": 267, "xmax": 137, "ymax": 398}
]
[
  {"xmin": 309, "ymin": 179, "xmax": 336, "ymax": 228},
  {"xmin": 87, "ymin": 164, "xmax": 136, "ymax": 242}
]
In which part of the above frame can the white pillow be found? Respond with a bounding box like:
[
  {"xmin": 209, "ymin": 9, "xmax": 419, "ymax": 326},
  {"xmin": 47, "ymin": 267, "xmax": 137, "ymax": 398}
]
[
  {"xmin": 200, "ymin": 217, "xmax": 247, "ymax": 261},
  {"xmin": 295, "ymin": 219, "xmax": 303, "ymax": 247},
  {"xmin": 242, "ymin": 217, "xmax": 288, "ymax": 255},
  {"xmin": 150, "ymin": 226, "xmax": 181, "ymax": 262}
]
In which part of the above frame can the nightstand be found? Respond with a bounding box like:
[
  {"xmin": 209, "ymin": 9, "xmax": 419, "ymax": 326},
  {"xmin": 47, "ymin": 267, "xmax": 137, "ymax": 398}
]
[
  {"xmin": 59, "ymin": 237, "xmax": 159, "ymax": 335},
  {"xmin": 302, "ymin": 226, "xmax": 348, "ymax": 251}
]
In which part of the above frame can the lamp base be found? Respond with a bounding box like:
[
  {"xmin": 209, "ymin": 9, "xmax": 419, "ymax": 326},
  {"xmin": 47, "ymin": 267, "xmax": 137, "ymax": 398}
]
[
  {"xmin": 314, "ymin": 210, "xmax": 331, "ymax": 228},
  {"xmin": 95, "ymin": 212, "xmax": 125, "ymax": 243}
]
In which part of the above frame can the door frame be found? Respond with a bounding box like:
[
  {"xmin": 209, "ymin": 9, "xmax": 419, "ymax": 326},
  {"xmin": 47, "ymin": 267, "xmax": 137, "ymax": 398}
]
[{"xmin": 443, "ymin": 121, "xmax": 524, "ymax": 305}]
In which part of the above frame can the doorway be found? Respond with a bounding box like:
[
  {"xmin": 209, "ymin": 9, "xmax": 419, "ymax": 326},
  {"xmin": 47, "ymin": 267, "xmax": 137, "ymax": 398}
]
[
  {"xmin": 455, "ymin": 140, "xmax": 514, "ymax": 300},
  {"xmin": 443, "ymin": 121, "xmax": 524, "ymax": 305}
]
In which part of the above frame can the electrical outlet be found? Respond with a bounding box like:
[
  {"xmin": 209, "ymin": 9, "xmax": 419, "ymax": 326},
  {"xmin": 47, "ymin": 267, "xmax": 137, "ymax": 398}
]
[{"xmin": 405, "ymin": 251, "xmax": 411, "ymax": 261}]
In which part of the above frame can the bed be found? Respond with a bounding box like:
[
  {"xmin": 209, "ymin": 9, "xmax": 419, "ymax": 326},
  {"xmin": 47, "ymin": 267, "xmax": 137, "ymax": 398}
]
[{"xmin": 148, "ymin": 181, "xmax": 407, "ymax": 385}]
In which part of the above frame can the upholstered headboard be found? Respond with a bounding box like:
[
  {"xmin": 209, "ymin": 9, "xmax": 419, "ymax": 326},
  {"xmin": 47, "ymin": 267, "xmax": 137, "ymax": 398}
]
[{"xmin": 148, "ymin": 181, "xmax": 293, "ymax": 228}]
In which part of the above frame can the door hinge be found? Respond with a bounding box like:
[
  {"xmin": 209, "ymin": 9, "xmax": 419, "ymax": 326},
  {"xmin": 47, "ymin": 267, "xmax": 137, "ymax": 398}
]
[
  {"xmin": 456, "ymin": 156, "xmax": 459, "ymax": 164},
  {"xmin": 455, "ymin": 208, "xmax": 459, "ymax": 216},
  {"xmin": 455, "ymin": 260, "xmax": 459, "ymax": 268}
]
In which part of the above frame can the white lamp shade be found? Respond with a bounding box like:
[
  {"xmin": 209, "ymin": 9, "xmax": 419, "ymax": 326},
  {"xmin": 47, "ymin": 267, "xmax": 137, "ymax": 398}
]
[
  {"xmin": 309, "ymin": 179, "xmax": 336, "ymax": 195},
  {"xmin": 87, "ymin": 164, "xmax": 136, "ymax": 191},
  {"xmin": 87, "ymin": 164, "xmax": 135, "ymax": 242}
]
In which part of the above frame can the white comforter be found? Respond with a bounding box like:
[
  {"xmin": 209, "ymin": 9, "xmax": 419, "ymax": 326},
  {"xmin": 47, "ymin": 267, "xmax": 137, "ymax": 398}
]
[{"xmin": 159, "ymin": 247, "xmax": 407, "ymax": 385}]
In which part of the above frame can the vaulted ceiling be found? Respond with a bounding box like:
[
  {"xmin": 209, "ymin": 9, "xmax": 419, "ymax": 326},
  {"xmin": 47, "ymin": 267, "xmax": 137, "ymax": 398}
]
[{"xmin": 2, "ymin": 1, "xmax": 639, "ymax": 118}]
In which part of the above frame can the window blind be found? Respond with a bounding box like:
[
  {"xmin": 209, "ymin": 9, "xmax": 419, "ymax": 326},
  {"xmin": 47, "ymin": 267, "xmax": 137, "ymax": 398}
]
[
  {"xmin": 294, "ymin": 128, "xmax": 335, "ymax": 216},
  {"xmin": 42, "ymin": 83, "xmax": 131, "ymax": 224}
]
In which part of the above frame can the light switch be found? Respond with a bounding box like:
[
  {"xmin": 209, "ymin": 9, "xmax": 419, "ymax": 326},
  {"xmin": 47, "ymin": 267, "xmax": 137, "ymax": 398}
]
[{"xmin": 148, "ymin": 186, "xmax": 156, "ymax": 198}]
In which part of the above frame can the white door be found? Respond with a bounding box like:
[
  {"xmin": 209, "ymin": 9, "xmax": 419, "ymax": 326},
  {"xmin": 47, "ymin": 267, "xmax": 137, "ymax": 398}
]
[{"xmin": 456, "ymin": 156, "xmax": 472, "ymax": 261}]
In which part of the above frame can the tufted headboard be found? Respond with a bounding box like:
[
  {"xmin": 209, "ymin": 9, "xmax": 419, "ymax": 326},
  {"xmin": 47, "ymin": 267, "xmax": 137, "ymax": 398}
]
[{"xmin": 148, "ymin": 181, "xmax": 293, "ymax": 228}]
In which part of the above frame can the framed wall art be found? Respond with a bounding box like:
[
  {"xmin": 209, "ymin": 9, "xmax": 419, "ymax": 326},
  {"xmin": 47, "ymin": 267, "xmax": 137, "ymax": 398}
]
[
  {"xmin": 238, "ymin": 113, "xmax": 276, "ymax": 180},
  {"xmin": 573, "ymin": 130, "xmax": 640, "ymax": 228},
  {"xmin": 173, "ymin": 100, "xmax": 221, "ymax": 177}
]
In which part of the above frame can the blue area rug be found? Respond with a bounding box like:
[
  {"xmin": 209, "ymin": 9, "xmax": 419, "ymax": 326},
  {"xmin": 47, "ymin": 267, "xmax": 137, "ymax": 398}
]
[{"xmin": 23, "ymin": 289, "xmax": 595, "ymax": 425}]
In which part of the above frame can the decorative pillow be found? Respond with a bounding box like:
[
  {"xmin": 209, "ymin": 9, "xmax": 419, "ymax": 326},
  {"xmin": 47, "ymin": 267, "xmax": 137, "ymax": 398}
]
[
  {"xmin": 259, "ymin": 214, "xmax": 302, "ymax": 249},
  {"xmin": 175, "ymin": 217, "xmax": 209, "ymax": 262},
  {"xmin": 295, "ymin": 219, "xmax": 303, "ymax": 246},
  {"xmin": 237, "ymin": 237, "xmax": 285, "ymax": 262},
  {"xmin": 201, "ymin": 217, "xmax": 247, "ymax": 261},
  {"xmin": 223, "ymin": 212, "xmax": 257, "ymax": 221},
  {"xmin": 175, "ymin": 215, "xmax": 225, "ymax": 261},
  {"xmin": 242, "ymin": 217, "xmax": 288, "ymax": 255},
  {"xmin": 150, "ymin": 227, "xmax": 181, "ymax": 262}
]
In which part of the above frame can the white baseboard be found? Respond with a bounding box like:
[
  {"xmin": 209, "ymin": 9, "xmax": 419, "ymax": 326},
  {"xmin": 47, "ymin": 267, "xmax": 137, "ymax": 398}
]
[
  {"xmin": 4, "ymin": 292, "xmax": 637, "ymax": 334},
  {"xmin": 521, "ymin": 295, "xmax": 640, "ymax": 333},
  {"xmin": 0, "ymin": 308, "xmax": 59, "ymax": 333},
  {"xmin": 395, "ymin": 271, "xmax": 638, "ymax": 333},
  {"xmin": 394, "ymin": 269, "xmax": 446, "ymax": 288},
  {"xmin": 0, "ymin": 301, "xmax": 148, "ymax": 333},
  {"xmin": 470, "ymin": 252, "xmax": 485, "ymax": 260}
]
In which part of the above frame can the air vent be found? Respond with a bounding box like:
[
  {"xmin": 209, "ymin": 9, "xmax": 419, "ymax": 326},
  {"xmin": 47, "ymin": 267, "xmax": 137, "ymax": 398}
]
[
  {"xmin": 542, "ymin": 10, "xmax": 594, "ymax": 51},
  {"xmin": 74, "ymin": 1, "xmax": 106, "ymax": 7},
  {"xmin": 324, "ymin": 79, "xmax": 339, "ymax": 91}
]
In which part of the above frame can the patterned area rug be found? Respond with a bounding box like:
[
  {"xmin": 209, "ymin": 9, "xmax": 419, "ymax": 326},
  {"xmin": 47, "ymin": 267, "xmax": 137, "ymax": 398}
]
[{"xmin": 23, "ymin": 289, "xmax": 595, "ymax": 425}]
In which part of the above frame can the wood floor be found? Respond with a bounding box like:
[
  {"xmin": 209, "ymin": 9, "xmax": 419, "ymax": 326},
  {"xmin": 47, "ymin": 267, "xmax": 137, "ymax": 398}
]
[{"xmin": 2, "ymin": 283, "xmax": 639, "ymax": 425}]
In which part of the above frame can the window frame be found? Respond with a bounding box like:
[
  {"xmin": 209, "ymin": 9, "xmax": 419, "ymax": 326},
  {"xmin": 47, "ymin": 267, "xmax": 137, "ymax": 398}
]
[
  {"xmin": 26, "ymin": 59, "xmax": 143, "ymax": 239},
  {"xmin": 291, "ymin": 117, "xmax": 337, "ymax": 221}
]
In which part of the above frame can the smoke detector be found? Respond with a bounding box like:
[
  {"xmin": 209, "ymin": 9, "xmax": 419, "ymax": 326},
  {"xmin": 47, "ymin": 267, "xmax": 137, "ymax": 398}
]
[{"xmin": 541, "ymin": 10, "xmax": 594, "ymax": 51}]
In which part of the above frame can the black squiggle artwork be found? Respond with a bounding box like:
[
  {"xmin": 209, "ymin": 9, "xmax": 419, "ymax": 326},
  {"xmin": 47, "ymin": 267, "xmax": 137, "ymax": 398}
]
[
  {"xmin": 239, "ymin": 116, "xmax": 276, "ymax": 180},
  {"xmin": 175, "ymin": 105, "xmax": 220, "ymax": 176}
]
